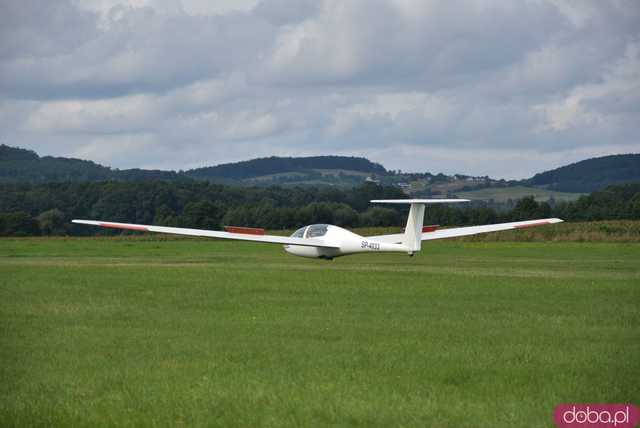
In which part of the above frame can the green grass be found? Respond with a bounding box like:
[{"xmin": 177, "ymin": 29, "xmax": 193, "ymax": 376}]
[
  {"xmin": 1, "ymin": 238, "xmax": 639, "ymax": 427},
  {"xmin": 456, "ymin": 185, "xmax": 584, "ymax": 202}
]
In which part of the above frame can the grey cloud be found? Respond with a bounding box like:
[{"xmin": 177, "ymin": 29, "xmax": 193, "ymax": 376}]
[
  {"xmin": 257, "ymin": 0, "xmax": 567, "ymax": 89},
  {"xmin": 0, "ymin": 0, "xmax": 98, "ymax": 60},
  {"xmin": 253, "ymin": 0, "xmax": 319, "ymax": 25},
  {"xmin": 0, "ymin": 0, "xmax": 638, "ymax": 178},
  {"xmin": 1, "ymin": 2, "xmax": 274, "ymax": 99}
]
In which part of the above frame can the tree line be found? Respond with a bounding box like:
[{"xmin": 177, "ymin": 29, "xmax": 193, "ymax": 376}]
[{"xmin": 0, "ymin": 182, "xmax": 639, "ymax": 236}]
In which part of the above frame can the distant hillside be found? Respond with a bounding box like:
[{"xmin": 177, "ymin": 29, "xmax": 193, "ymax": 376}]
[
  {"xmin": 0, "ymin": 145, "xmax": 181, "ymax": 183},
  {"xmin": 186, "ymin": 156, "xmax": 386, "ymax": 181},
  {"xmin": 1, "ymin": 145, "xmax": 110, "ymax": 182},
  {"xmin": 0, "ymin": 145, "xmax": 385, "ymax": 185},
  {"xmin": 528, "ymin": 154, "xmax": 640, "ymax": 192},
  {"xmin": 4, "ymin": 144, "xmax": 639, "ymax": 194}
]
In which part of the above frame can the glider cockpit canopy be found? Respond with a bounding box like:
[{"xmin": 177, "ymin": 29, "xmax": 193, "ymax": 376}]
[{"xmin": 290, "ymin": 224, "xmax": 329, "ymax": 239}]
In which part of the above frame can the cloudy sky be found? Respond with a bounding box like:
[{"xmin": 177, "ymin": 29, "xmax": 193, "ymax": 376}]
[{"xmin": 1, "ymin": 0, "xmax": 639, "ymax": 178}]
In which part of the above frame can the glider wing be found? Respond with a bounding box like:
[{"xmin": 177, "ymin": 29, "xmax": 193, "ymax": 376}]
[
  {"xmin": 71, "ymin": 220, "xmax": 339, "ymax": 248},
  {"xmin": 367, "ymin": 218, "xmax": 563, "ymax": 243}
]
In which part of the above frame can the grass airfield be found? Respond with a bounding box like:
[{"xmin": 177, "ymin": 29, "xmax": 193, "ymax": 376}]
[{"xmin": 1, "ymin": 237, "xmax": 639, "ymax": 427}]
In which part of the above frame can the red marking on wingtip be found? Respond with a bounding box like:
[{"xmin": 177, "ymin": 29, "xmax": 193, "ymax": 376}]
[
  {"xmin": 100, "ymin": 222, "xmax": 148, "ymax": 231},
  {"xmin": 422, "ymin": 225, "xmax": 439, "ymax": 233},
  {"xmin": 514, "ymin": 221, "xmax": 551, "ymax": 229}
]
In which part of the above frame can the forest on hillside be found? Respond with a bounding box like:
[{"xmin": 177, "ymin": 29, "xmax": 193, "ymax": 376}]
[
  {"xmin": 1, "ymin": 182, "xmax": 639, "ymax": 236},
  {"xmin": 528, "ymin": 154, "xmax": 640, "ymax": 192},
  {"xmin": 0, "ymin": 145, "xmax": 385, "ymax": 183},
  {"xmin": 187, "ymin": 155, "xmax": 386, "ymax": 180}
]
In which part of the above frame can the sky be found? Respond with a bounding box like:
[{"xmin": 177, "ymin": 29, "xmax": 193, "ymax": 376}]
[{"xmin": 0, "ymin": 0, "xmax": 639, "ymax": 179}]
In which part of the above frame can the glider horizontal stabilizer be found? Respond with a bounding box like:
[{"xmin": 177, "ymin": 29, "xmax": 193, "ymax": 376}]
[{"xmin": 370, "ymin": 199, "xmax": 470, "ymax": 204}]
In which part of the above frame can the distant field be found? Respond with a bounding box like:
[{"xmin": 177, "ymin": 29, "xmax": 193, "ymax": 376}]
[
  {"xmin": 249, "ymin": 171, "xmax": 308, "ymax": 181},
  {"xmin": 1, "ymin": 238, "xmax": 638, "ymax": 427},
  {"xmin": 247, "ymin": 169, "xmax": 369, "ymax": 185},
  {"xmin": 456, "ymin": 185, "xmax": 584, "ymax": 202},
  {"xmin": 312, "ymin": 169, "xmax": 370, "ymax": 177}
]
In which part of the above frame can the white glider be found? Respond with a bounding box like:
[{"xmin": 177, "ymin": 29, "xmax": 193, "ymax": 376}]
[{"xmin": 72, "ymin": 199, "xmax": 563, "ymax": 259}]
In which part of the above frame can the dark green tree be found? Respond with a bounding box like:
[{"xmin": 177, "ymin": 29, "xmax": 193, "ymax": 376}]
[
  {"xmin": 37, "ymin": 209, "xmax": 66, "ymax": 235},
  {"xmin": 0, "ymin": 212, "xmax": 39, "ymax": 236},
  {"xmin": 182, "ymin": 201, "xmax": 223, "ymax": 229},
  {"xmin": 360, "ymin": 207, "xmax": 401, "ymax": 227}
]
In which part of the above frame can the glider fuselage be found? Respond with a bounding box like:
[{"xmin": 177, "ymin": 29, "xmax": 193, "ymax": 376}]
[{"xmin": 283, "ymin": 224, "xmax": 408, "ymax": 259}]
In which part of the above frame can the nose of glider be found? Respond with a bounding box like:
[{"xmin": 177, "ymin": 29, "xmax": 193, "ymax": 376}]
[
  {"xmin": 282, "ymin": 244, "xmax": 325, "ymax": 259},
  {"xmin": 283, "ymin": 244, "xmax": 300, "ymax": 256}
]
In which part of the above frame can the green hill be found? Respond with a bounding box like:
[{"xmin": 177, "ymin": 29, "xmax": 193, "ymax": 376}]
[
  {"xmin": 1, "ymin": 145, "xmax": 112, "ymax": 182},
  {"xmin": 527, "ymin": 154, "xmax": 640, "ymax": 192},
  {"xmin": 185, "ymin": 156, "xmax": 385, "ymax": 181},
  {"xmin": 0, "ymin": 145, "xmax": 180, "ymax": 183},
  {"xmin": 0, "ymin": 145, "xmax": 384, "ymax": 185}
]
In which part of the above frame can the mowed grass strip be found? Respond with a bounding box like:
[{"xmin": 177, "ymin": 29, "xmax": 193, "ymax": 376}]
[{"xmin": 1, "ymin": 238, "xmax": 639, "ymax": 427}]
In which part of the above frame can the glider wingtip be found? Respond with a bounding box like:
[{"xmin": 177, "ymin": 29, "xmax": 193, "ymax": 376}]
[
  {"xmin": 541, "ymin": 218, "xmax": 564, "ymax": 224},
  {"xmin": 71, "ymin": 219, "xmax": 99, "ymax": 225}
]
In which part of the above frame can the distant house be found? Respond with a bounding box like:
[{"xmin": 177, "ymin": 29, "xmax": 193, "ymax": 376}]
[
  {"xmin": 365, "ymin": 176, "xmax": 380, "ymax": 184},
  {"xmin": 396, "ymin": 182, "xmax": 411, "ymax": 191}
]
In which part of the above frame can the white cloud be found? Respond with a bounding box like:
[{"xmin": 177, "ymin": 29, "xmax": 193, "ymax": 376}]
[
  {"xmin": 534, "ymin": 42, "xmax": 640, "ymax": 132},
  {"xmin": 73, "ymin": 133, "xmax": 157, "ymax": 165},
  {"xmin": 0, "ymin": 0, "xmax": 639, "ymax": 178}
]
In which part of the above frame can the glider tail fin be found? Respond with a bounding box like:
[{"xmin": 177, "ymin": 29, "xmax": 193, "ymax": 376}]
[
  {"xmin": 370, "ymin": 199, "xmax": 470, "ymax": 255},
  {"xmin": 404, "ymin": 203, "xmax": 425, "ymax": 254}
]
